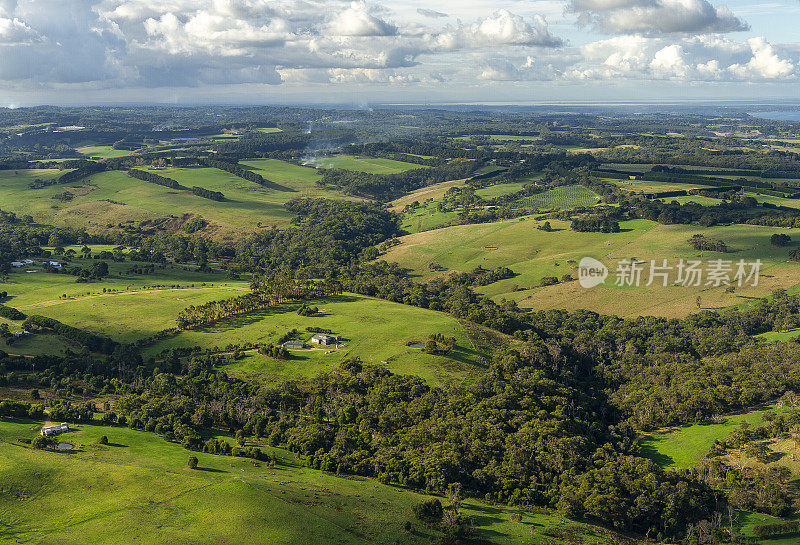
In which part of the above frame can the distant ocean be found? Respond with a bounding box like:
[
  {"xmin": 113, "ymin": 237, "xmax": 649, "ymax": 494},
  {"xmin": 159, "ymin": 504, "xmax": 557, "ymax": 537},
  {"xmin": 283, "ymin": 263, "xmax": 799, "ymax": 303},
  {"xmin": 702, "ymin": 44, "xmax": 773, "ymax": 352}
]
[{"xmin": 750, "ymin": 111, "xmax": 800, "ymax": 122}]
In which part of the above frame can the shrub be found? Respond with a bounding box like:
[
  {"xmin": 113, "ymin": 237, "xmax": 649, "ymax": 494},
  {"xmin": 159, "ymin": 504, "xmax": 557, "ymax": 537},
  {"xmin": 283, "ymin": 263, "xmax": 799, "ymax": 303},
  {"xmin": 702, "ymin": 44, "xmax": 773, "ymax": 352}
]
[
  {"xmin": 412, "ymin": 499, "xmax": 443, "ymax": 523},
  {"xmin": 187, "ymin": 455, "xmax": 198, "ymax": 469}
]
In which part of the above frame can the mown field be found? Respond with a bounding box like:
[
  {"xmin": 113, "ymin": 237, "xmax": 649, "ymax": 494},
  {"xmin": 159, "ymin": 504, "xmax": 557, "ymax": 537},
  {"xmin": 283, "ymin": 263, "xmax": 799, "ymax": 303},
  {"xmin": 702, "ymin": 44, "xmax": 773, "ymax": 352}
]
[
  {"xmin": 304, "ymin": 155, "xmax": 425, "ymax": 174},
  {"xmin": 0, "ymin": 162, "xmax": 351, "ymax": 240},
  {"xmin": 640, "ymin": 408, "xmax": 770, "ymax": 469},
  {"xmin": 383, "ymin": 217, "xmax": 800, "ymax": 318},
  {"xmin": 0, "ymin": 418, "xmax": 618, "ymax": 545},
  {"xmin": 75, "ymin": 145, "xmax": 133, "ymax": 159}
]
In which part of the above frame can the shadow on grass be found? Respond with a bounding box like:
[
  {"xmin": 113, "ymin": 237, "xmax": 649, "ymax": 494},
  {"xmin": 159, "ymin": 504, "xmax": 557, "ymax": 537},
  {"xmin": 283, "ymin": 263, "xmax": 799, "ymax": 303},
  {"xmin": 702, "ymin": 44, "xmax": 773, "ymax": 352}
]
[
  {"xmin": 638, "ymin": 440, "xmax": 675, "ymax": 468},
  {"xmin": 196, "ymin": 467, "xmax": 227, "ymax": 473}
]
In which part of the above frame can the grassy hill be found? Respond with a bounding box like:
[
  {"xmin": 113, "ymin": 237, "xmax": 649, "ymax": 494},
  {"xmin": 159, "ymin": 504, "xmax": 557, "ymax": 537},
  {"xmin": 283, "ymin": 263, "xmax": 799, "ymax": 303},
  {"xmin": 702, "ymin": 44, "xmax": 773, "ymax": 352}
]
[
  {"xmin": 0, "ymin": 162, "xmax": 352, "ymax": 240},
  {"xmin": 1, "ymin": 258, "xmax": 486, "ymax": 386},
  {"xmin": 0, "ymin": 418, "xmax": 623, "ymax": 545},
  {"xmin": 145, "ymin": 294, "xmax": 487, "ymax": 386},
  {"xmin": 383, "ymin": 217, "xmax": 800, "ymax": 318}
]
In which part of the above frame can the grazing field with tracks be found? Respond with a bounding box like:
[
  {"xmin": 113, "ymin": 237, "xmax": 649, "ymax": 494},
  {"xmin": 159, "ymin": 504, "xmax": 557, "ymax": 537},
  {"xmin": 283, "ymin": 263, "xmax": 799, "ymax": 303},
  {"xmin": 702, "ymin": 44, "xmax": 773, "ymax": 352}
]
[
  {"xmin": 0, "ymin": 162, "xmax": 351, "ymax": 239},
  {"xmin": 384, "ymin": 218, "xmax": 800, "ymax": 318}
]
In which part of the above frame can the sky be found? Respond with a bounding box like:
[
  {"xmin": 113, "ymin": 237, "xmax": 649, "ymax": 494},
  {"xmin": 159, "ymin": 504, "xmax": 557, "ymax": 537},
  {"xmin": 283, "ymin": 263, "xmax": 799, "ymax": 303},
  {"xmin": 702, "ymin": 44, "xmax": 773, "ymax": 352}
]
[{"xmin": 0, "ymin": 0, "xmax": 798, "ymax": 106}]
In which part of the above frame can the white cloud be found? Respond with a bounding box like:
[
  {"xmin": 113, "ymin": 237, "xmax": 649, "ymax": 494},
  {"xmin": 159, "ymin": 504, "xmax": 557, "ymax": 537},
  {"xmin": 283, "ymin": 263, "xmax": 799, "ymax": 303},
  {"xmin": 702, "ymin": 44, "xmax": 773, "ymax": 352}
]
[
  {"xmin": 328, "ymin": 1, "xmax": 396, "ymax": 36},
  {"xmin": 416, "ymin": 8, "xmax": 448, "ymax": 19},
  {"xmin": 0, "ymin": 0, "xmax": 794, "ymax": 96},
  {"xmin": 568, "ymin": 0, "xmax": 749, "ymax": 35},
  {"xmin": 729, "ymin": 37, "xmax": 795, "ymax": 79},
  {"xmin": 431, "ymin": 9, "xmax": 562, "ymax": 50}
]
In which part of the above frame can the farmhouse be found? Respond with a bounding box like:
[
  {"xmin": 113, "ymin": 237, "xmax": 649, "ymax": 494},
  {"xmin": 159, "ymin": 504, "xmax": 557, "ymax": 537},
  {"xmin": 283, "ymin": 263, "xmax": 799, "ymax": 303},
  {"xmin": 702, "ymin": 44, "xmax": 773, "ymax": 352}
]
[
  {"xmin": 282, "ymin": 340, "xmax": 306, "ymax": 349},
  {"xmin": 41, "ymin": 423, "xmax": 70, "ymax": 436},
  {"xmin": 10, "ymin": 261, "xmax": 23, "ymax": 267},
  {"xmin": 310, "ymin": 334, "xmax": 340, "ymax": 345}
]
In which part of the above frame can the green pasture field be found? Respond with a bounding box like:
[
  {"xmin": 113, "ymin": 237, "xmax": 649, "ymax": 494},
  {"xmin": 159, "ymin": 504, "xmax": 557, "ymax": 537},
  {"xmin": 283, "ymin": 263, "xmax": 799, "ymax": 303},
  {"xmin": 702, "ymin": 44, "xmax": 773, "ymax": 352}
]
[
  {"xmin": 256, "ymin": 127, "xmax": 282, "ymax": 133},
  {"xmin": 400, "ymin": 201, "xmax": 459, "ymax": 234},
  {"xmin": 611, "ymin": 178, "xmax": 711, "ymax": 193},
  {"xmin": 0, "ymin": 418, "xmax": 619, "ymax": 545},
  {"xmin": 304, "ymin": 155, "xmax": 425, "ymax": 174},
  {"xmin": 666, "ymin": 195, "xmax": 723, "ymax": 206},
  {"xmin": 0, "ymin": 256, "xmax": 245, "ymax": 351},
  {"xmin": 0, "ymin": 162, "xmax": 348, "ymax": 240},
  {"xmin": 75, "ymin": 145, "xmax": 133, "ymax": 158},
  {"xmin": 514, "ymin": 185, "xmax": 599, "ymax": 209},
  {"xmin": 639, "ymin": 408, "xmax": 769, "ymax": 469},
  {"xmin": 384, "ymin": 218, "xmax": 800, "ymax": 318},
  {"xmin": 145, "ymin": 294, "xmax": 487, "ymax": 387},
  {"xmin": 0, "ymin": 258, "xmax": 485, "ymax": 386},
  {"xmin": 474, "ymin": 178, "xmax": 541, "ymax": 199},
  {"xmin": 389, "ymin": 179, "xmax": 466, "ymax": 212}
]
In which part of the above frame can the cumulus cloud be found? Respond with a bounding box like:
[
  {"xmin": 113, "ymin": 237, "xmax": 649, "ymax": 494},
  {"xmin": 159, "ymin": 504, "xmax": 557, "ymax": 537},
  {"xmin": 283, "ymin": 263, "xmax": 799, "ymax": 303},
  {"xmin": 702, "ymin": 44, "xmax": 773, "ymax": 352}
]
[
  {"xmin": 431, "ymin": 9, "xmax": 562, "ymax": 50},
  {"xmin": 328, "ymin": 1, "xmax": 396, "ymax": 36},
  {"xmin": 568, "ymin": 0, "xmax": 749, "ymax": 35},
  {"xmin": 417, "ymin": 8, "xmax": 448, "ymax": 19},
  {"xmin": 0, "ymin": 0, "xmax": 794, "ymax": 95},
  {"xmin": 564, "ymin": 34, "xmax": 797, "ymax": 82}
]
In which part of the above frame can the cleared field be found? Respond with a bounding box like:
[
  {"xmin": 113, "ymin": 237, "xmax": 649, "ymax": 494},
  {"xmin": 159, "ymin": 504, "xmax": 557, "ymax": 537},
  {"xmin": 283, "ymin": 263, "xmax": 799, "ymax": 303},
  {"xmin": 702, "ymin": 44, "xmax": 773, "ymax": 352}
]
[
  {"xmin": 76, "ymin": 145, "xmax": 133, "ymax": 158},
  {"xmin": 454, "ymin": 134, "xmax": 541, "ymax": 142},
  {"xmin": 0, "ymin": 418, "xmax": 615, "ymax": 545},
  {"xmin": 611, "ymin": 179, "xmax": 711, "ymax": 193},
  {"xmin": 390, "ymin": 178, "xmax": 466, "ymax": 212},
  {"xmin": 474, "ymin": 178, "xmax": 541, "ymax": 199},
  {"xmin": 640, "ymin": 408, "xmax": 769, "ymax": 469},
  {"xmin": 514, "ymin": 185, "xmax": 599, "ymax": 209},
  {"xmin": 0, "ymin": 162, "xmax": 348, "ymax": 240},
  {"xmin": 668, "ymin": 195, "xmax": 723, "ymax": 206},
  {"xmin": 384, "ymin": 218, "xmax": 800, "ymax": 318},
  {"xmin": 145, "ymin": 294, "xmax": 486, "ymax": 387},
  {"xmin": 0, "ymin": 258, "xmax": 485, "ymax": 386},
  {"xmin": 305, "ymin": 155, "xmax": 425, "ymax": 174},
  {"xmin": 400, "ymin": 201, "xmax": 459, "ymax": 234}
]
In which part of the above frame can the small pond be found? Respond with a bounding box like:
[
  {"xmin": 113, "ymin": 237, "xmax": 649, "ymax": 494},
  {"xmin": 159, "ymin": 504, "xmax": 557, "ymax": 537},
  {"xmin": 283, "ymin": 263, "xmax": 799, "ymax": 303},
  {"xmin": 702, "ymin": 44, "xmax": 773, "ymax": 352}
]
[{"xmin": 56, "ymin": 442, "xmax": 74, "ymax": 451}]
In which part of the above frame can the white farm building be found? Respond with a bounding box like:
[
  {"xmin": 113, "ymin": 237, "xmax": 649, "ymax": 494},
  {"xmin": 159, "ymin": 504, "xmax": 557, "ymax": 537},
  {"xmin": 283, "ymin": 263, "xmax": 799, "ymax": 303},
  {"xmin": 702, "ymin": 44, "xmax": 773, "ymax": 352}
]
[{"xmin": 41, "ymin": 423, "xmax": 70, "ymax": 436}]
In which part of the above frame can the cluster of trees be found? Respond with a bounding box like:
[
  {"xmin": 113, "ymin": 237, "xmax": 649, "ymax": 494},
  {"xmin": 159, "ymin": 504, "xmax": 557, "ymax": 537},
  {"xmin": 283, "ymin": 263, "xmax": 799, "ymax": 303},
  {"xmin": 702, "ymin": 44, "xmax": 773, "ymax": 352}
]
[
  {"xmin": 66, "ymin": 260, "xmax": 109, "ymax": 281},
  {"xmin": 23, "ymin": 315, "xmax": 117, "ymax": 354},
  {"xmin": 176, "ymin": 292, "xmax": 273, "ymax": 330},
  {"xmin": 190, "ymin": 186, "xmax": 225, "ymax": 201},
  {"xmin": 570, "ymin": 216, "xmax": 621, "ymax": 233},
  {"xmin": 753, "ymin": 521, "xmax": 800, "ymax": 538},
  {"xmin": 127, "ymin": 168, "xmax": 183, "ymax": 189},
  {"xmin": 258, "ymin": 343, "xmax": 290, "ymax": 359},
  {"xmin": 319, "ymin": 160, "xmax": 481, "ymax": 201},
  {"xmin": 199, "ymin": 158, "xmax": 288, "ymax": 191},
  {"xmin": 29, "ymin": 160, "xmax": 106, "ymax": 189},
  {"xmin": 771, "ymin": 233, "xmax": 792, "ymax": 246},
  {"xmin": 0, "ymin": 304, "xmax": 25, "ymax": 321},
  {"xmin": 235, "ymin": 199, "xmax": 399, "ymax": 273},
  {"xmin": 688, "ymin": 234, "xmax": 728, "ymax": 252}
]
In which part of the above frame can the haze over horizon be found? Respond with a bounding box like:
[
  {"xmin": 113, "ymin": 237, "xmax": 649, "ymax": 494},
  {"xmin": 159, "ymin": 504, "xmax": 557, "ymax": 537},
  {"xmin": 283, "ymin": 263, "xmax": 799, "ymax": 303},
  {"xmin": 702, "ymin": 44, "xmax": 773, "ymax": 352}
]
[{"xmin": 0, "ymin": 0, "xmax": 798, "ymax": 106}]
